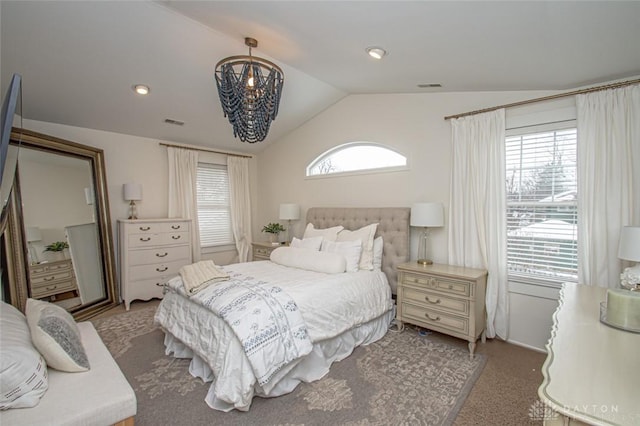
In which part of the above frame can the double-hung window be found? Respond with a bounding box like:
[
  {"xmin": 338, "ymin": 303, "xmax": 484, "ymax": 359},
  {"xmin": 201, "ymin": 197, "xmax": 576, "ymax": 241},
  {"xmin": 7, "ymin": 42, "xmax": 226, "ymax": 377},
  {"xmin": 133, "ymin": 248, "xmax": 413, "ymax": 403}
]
[
  {"xmin": 505, "ymin": 124, "xmax": 578, "ymax": 285},
  {"xmin": 196, "ymin": 163, "xmax": 234, "ymax": 248}
]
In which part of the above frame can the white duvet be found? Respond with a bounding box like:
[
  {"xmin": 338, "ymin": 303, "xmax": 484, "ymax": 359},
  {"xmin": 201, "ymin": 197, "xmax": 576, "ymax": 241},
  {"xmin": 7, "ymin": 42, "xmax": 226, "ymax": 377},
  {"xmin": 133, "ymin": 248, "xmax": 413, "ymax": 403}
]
[{"xmin": 154, "ymin": 260, "xmax": 393, "ymax": 411}]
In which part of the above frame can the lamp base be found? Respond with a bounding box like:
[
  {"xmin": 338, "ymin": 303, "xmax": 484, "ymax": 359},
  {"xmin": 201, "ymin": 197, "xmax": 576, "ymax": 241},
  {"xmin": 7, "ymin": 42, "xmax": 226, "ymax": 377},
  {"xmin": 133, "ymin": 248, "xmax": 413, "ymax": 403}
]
[
  {"xmin": 128, "ymin": 200, "xmax": 138, "ymax": 220},
  {"xmin": 417, "ymin": 259, "xmax": 433, "ymax": 266}
]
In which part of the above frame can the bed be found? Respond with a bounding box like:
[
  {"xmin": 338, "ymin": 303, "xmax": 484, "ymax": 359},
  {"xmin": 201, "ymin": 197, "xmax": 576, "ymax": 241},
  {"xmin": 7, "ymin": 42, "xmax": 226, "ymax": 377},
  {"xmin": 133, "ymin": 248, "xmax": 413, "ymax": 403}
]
[{"xmin": 154, "ymin": 207, "xmax": 410, "ymax": 411}]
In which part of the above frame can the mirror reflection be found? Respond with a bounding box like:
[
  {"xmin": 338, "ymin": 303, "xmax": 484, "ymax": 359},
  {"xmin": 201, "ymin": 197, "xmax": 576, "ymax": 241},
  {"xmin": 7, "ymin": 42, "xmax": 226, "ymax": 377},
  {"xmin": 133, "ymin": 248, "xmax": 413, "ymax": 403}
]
[{"xmin": 19, "ymin": 147, "xmax": 106, "ymax": 310}]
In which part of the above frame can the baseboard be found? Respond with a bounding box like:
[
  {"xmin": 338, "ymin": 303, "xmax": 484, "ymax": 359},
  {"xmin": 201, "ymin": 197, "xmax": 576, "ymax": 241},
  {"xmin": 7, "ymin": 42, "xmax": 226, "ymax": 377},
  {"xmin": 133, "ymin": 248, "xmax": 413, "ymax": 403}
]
[{"xmin": 506, "ymin": 338, "xmax": 548, "ymax": 354}]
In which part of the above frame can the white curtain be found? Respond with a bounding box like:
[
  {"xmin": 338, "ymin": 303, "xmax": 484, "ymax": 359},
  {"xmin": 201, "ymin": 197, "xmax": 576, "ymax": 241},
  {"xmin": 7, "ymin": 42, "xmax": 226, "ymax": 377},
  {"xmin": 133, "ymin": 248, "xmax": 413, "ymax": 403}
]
[
  {"xmin": 448, "ymin": 109, "xmax": 509, "ymax": 339},
  {"xmin": 227, "ymin": 156, "xmax": 252, "ymax": 262},
  {"xmin": 167, "ymin": 147, "xmax": 201, "ymax": 261},
  {"xmin": 576, "ymin": 85, "xmax": 640, "ymax": 287}
]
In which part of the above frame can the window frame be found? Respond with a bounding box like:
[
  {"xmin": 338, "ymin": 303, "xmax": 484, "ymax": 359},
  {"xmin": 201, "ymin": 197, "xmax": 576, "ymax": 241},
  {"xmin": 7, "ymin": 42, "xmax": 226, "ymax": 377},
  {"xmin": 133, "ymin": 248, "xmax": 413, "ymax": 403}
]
[
  {"xmin": 195, "ymin": 162, "xmax": 235, "ymax": 253},
  {"xmin": 305, "ymin": 142, "xmax": 409, "ymax": 179}
]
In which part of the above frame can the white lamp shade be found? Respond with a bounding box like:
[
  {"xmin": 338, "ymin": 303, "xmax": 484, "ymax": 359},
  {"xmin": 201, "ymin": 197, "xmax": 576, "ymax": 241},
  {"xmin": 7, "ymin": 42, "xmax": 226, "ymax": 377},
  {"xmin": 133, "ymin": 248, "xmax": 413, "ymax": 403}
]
[
  {"xmin": 279, "ymin": 203, "xmax": 300, "ymax": 221},
  {"xmin": 26, "ymin": 226, "xmax": 42, "ymax": 242},
  {"xmin": 618, "ymin": 226, "xmax": 640, "ymax": 261},
  {"xmin": 411, "ymin": 202, "xmax": 444, "ymax": 227},
  {"xmin": 123, "ymin": 183, "xmax": 142, "ymax": 201}
]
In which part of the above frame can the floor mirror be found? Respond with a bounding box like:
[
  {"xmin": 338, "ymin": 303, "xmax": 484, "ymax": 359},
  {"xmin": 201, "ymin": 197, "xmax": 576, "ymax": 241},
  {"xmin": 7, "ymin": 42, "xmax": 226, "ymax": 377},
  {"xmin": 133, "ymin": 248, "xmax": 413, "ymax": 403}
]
[{"xmin": 1, "ymin": 128, "xmax": 118, "ymax": 320}]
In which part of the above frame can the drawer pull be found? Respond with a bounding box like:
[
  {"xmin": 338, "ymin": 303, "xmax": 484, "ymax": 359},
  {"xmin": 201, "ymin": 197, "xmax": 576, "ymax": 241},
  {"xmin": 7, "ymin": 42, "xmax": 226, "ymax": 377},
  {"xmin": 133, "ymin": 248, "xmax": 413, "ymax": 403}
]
[
  {"xmin": 448, "ymin": 284, "xmax": 454, "ymax": 290},
  {"xmin": 156, "ymin": 266, "xmax": 168, "ymax": 272},
  {"xmin": 44, "ymin": 276, "xmax": 55, "ymax": 282},
  {"xmin": 140, "ymin": 237, "xmax": 151, "ymax": 242},
  {"xmin": 171, "ymin": 225, "xmax": 181, "ymax": 230},
  {"xmin": 46, "ymin": 285, "xmax": 57, "ymax": 291},
  {"xmin": 171, "ymin": 235, "xmax": 181, "ymax": 240},
  {"xmin": 425, "ymin": 313, "xmax": 441, "ymax": 321},
  {"xmin": 156, "ymin": 252, "xmax": 168, "ymax": 258},
  {"xmin": 425, "ymin": 296, "xmax": 441, "ymax": 304},
  {"xmin": 139, "ymin": 226, "xmax": 151, "ymax": 231}
]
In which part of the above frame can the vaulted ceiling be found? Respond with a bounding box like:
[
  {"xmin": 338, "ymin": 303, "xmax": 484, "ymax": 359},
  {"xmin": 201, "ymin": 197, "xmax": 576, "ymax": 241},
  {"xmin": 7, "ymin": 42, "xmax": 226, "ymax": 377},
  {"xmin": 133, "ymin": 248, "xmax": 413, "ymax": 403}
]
[{"xmin": 2, "ymin": 1, "xmax": 639, "ymax": 154}]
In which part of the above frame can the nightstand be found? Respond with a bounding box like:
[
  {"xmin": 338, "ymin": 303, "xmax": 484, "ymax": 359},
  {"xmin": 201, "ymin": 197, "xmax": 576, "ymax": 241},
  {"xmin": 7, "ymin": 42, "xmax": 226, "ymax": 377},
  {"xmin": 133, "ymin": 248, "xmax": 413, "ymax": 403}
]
[
  {"xmin": 396, "ymin": 262, "xmax": 488, "ymax": 359},
  {"xmin": 252, "ymin": 241, "xmax": 287, "ymax": 261}
]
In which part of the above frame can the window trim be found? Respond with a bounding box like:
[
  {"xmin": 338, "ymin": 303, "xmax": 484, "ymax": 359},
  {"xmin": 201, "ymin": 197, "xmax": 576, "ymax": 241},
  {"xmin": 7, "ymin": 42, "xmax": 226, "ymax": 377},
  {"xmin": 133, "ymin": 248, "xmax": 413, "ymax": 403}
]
[
  {"xmin": 305, "ymin": 142, "xmax": 409, "ymax": 179},
  {"xmin": 196, "ymin": 162, "xmax": 234, "ymax": 249}
]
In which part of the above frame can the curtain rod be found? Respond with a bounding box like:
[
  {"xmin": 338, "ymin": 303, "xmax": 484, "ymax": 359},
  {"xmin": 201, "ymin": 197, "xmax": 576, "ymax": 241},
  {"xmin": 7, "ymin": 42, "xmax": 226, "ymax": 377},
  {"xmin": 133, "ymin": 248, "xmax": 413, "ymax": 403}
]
[
  {"xmin": 444, "ymin": 78, "xmax": 640, "ymax": 121},
  {"xmin": 159, "ymin": 142, "xmax": 253, "ymax": 158}
]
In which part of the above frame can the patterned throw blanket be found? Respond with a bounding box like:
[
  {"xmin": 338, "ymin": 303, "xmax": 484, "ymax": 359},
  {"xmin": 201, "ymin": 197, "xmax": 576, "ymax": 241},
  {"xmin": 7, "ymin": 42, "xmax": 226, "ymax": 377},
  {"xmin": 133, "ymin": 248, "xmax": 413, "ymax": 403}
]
[{"xmin": 168, "ymin": 271, "xmax": 313, "ymax": 386}]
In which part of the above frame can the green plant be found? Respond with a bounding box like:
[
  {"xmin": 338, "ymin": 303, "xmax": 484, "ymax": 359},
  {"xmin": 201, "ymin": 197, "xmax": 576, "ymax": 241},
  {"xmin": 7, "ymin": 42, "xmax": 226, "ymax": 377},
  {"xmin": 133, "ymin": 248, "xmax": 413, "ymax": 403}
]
[
  {"xmin": 261, "ymin": 222, "xmax": 286, "ymax": 234},
  {"xmin": 44, "ymin": 241, "xmax": 69, "ymax": 252}
]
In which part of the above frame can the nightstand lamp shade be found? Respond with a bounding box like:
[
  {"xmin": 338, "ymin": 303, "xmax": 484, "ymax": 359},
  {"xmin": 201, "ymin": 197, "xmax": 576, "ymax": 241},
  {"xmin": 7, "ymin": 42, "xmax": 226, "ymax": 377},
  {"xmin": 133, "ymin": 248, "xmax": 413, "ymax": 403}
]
[
  {"xmin": 618, "ymin": 226, "xmax": 640, "ymax": 290},
  {"xmin": 279, "ymin": 203, "xmax": 300, "ymax": 242},
  {"xmin": 123, "ymin": 183, "xmax": 142, "ymax": 220},
  {"xmin": 411, "ymin": 202, "xmax": 444, "ymax": 266}
]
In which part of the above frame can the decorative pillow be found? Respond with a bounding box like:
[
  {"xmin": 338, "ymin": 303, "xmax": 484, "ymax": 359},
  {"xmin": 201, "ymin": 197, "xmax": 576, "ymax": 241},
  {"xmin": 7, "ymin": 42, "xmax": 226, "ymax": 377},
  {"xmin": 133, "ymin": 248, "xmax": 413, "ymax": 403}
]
[
  {"xmin": 0, "ymin": 301, "xmax": 48, "ymax": 410},
  {"xmin": 372, "ymin": 236, "xmax": 384, "ymax": 271},
  {"xmin": 336, "ymin": 223, "xmax": 378, "ymax": 271},
  {"xmin": 26, "ymin": 299, "xmax": 90, "ymax": 373},
  {"xmin": 290, "ymin": 236, "xmax": 323, "ymax": 251},
  {"xmin": 303, "ymin": 223, "xmax": 344, "ymax": 242},
  {"xmin": 270, "ymin": 247, "xmax": 346, "ymax": 274},
  {"xmin": 321, "ymin": 239, "xmax": 363, "ymax": 273}
]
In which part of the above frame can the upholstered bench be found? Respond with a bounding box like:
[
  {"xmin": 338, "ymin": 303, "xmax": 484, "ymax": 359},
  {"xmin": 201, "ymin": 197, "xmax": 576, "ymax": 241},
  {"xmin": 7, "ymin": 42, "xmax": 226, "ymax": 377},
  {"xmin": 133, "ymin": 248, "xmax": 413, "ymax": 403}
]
[{"xmin": 1, "ymin": 301, "xmax": 137, "ymax": 426}]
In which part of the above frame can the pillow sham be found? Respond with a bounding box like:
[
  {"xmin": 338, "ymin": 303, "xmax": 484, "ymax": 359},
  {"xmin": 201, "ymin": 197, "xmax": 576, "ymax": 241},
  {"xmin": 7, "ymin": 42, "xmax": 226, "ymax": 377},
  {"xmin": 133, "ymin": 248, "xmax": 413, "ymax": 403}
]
[
  {"xmin": 270, "ymin": 247, "xmax": 346, "ymax": 274},
  {"xmin": 303, "ymin": 223, "xmax": 344, "ymax": 242},
  {"xmin": 372, "ymin": 236, "xmax": 384, "ymax": 271},
  {"xmin": 0, "ymin": 301, "xmax": 48, "ymax": 410},
  {"xmin": 26, "ymin": 298, "xmax": 90, "ymax": 373},
  {"xmin": 290, "ymin": 236, "xmax": 323, "ymax": 251},
  {"xmin": 336, "ymin": 223, "xmax": 378, "ymax": 271},
  {"xmin": 320, "ymin": 239, "xmax": 363, "ymax": 272}
]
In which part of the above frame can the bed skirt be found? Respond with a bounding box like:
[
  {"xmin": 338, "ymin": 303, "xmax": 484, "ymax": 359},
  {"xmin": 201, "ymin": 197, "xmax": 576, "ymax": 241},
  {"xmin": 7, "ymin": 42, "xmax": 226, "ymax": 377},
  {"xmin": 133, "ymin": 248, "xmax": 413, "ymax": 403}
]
[{"xmin": 161, "ymin": 307, "xmax": 395, "ymax": 412}]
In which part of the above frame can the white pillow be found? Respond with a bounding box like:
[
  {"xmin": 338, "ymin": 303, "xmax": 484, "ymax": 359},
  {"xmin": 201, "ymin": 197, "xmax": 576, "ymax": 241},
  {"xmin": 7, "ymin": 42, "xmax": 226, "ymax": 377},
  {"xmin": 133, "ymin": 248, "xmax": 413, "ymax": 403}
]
[
  {"xmin": 303, "ymin": 223, "xmax": 344, "ymax": 242},
  {"xmin": 270, "ymin": 247, "xmax": 346, "ymax": 274},
  {"xmin": 0, "ymin": 301, "xmax": 49, "ymax": 410},
  {"xmin": 337, "ymin": 223, "xmax": 378, "ymax": 271},
  {"xmin": 26, "ymin": 299, "xmax": 90, "ymax": 373},
  {"xmin": 290, "ymin": 236, "xmax": 323, "ymax": 251},
  {"xmin": 372, "ymin": 236, "xmax": 384, "ymax": 271},
  {"xmin": 321, "ymin": 239, "xmax": 363, "ymax": 272}
]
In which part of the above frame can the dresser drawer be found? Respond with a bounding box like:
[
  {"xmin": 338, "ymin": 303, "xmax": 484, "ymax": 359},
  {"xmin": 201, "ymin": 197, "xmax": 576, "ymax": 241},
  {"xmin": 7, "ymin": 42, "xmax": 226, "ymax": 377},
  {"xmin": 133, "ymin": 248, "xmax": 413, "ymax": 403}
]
[
  {"xmin": 129, "ymin": 259, "xmax": 184, "ymax": 281},
  {"xmin": 129, "ymin": 233, "xmax": 163, "ymax": 247},
  {"xmin": 403, "ymin": 287, "xmax": 470, "ymax": 316},
  {"xmin": 160, "ymin": 231, "xmax": 190, "ymax": 245},
  {"xmin": 31, "ymin": 279, "xmax": 77, "ymax": 298},
  {"xmin": 129, "ymin": 245, "xmax": 191, "ymax": 266},
  {"xmin": 126, "ymin": 278, "xmax": 165, "ymax": 300},
  {"xmin": 402, "ymin": 302, "xmax": 469, "ymax": 335},
  {"xmin": 128, "ymin": 223, "xmax": 163, "ymax": 233},
  {"xmin": 161, "ymin": 221, "xmax": 190, "ymax": 233},
  {"xmin": 402, "ymin": 272, "xmax": 471, "ymax": 297},
  {"xmin": 30, "ymin": 261, "xmax": 73, "ymax": 276},
  {"xmin": 31, "ymin": 270, "xmax": 74, "ymax": 286}
]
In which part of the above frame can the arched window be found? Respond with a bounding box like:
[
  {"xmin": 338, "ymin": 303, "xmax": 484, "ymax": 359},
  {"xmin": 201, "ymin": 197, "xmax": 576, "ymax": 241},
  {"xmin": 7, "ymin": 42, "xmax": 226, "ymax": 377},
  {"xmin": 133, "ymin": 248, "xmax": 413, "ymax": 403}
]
[{"xmin": 306, "ymin": 142, "xmax": 408, "ymax": 177}]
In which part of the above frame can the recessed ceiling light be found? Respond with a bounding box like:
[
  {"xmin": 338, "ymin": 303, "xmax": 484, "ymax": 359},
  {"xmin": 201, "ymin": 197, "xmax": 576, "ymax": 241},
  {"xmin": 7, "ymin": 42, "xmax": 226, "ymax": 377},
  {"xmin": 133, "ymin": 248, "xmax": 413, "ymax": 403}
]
[
  {"xmin": 133, "ymin": 84, "xmax": 150, "ymax": 95},
  {"xmin": 366, "ymin": 47, "xmax": 387, "ymax": 60}
]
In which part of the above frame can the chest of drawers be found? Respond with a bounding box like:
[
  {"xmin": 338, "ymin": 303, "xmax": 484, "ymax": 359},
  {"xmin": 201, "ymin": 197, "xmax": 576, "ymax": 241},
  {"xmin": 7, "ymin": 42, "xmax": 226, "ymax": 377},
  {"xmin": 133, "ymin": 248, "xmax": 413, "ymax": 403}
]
[
  {"xmin": 119, "ymin": 218, "xmax": 192, "ymax": 310},
  {"xmin": 29, "ymin": 259, "xmax": 79, "ymax": 300},
  {"xmin": 396, "ymin": 262, "xmax": 487, "ymax": 359}
]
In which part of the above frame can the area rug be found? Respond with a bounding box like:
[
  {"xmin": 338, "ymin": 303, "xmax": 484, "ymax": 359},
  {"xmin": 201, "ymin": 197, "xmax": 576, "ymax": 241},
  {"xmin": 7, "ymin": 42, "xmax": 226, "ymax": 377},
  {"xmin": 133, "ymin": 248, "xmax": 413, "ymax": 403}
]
[{"xmin": 92, "ymin": 306, "xmax": 486, "ymax": 426}]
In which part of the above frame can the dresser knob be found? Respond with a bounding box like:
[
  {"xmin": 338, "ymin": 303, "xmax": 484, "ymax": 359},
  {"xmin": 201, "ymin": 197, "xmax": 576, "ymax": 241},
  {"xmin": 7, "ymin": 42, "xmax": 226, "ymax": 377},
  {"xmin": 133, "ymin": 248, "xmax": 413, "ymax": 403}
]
[
  {"xmin": 425, "ymin": 296, "xmax": 441, "ymax": 304},
  {"xmin": 44, "ymin": 276, "xmax": 55, "ymax": 282},
  {"xmin": 448, "ymin": 285, "xmax": 453, "ymax": 290},
  {"xmin": 171, "ymin": 225, "xmax": 181, "ymax": 230},
  {"xmin": 172, "ymin": 235, "xmax": 181, "ymax": 240},
  {"xmin": 425, "ymin": 313, "xmax": 440, "ymax": 321},
  {"xmin": 46, "ymin": 285, "xmax": 57, "ymax": 291},
  {"xmin": 139, "ymin": 226, "xmax": 151, "ymax": 231},
  {"xmin": 156, "ymin": 266, "xmax": 168, "ymax": 272},
  {"xmin": 156, "ymin": 252, "xmax": 168, "ymax": 257},
  {"xmin": 140, "ymin": 237, "xmax": 151, "ymax": 242}
]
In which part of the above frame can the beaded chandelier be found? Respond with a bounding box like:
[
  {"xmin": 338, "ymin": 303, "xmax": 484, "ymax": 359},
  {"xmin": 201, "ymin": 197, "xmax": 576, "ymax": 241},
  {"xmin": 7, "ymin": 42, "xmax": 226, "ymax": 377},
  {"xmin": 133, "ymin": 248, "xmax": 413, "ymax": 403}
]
[{"xmin": 214, "ymin": 37, "xmax": 284, "ymax": 143}]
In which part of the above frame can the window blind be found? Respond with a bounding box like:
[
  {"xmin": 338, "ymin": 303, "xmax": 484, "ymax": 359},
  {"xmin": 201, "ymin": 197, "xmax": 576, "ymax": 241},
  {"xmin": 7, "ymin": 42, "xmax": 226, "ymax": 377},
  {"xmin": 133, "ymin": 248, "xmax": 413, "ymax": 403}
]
[
  {"xmin": 196, "ymin": 163, "xmax": 233, "ymax": 247},
  {"xmin": 505, "ymin": 127, "xmax": 578, "ymax": 283}
]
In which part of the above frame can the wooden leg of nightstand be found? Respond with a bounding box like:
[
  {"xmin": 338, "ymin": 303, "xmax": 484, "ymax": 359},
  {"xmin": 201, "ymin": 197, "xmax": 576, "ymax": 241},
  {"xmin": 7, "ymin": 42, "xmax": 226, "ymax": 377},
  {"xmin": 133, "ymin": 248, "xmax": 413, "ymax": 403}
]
[
  {"xmin": 396, "ymin": 320, "xmax": 405, "ymax": 332},
  {"xmin": 468, "ymin": 341, "xmax": 476, "ymax": 360}
]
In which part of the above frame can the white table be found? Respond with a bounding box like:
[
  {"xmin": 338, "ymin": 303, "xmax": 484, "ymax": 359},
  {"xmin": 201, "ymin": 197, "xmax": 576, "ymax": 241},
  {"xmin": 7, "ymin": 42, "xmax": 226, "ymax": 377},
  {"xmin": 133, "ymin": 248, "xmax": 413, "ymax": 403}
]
[{"xmin": 538, "ymin": 283, "xmax": 640, "ymax": 425}]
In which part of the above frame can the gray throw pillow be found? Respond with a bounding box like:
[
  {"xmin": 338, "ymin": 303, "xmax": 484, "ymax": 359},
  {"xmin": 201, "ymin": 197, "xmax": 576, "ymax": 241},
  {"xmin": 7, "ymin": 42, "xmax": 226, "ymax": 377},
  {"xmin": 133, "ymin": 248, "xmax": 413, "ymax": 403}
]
[{"xmin": 26, "ymin": 298, "xmax": 90, "ymax": 372}]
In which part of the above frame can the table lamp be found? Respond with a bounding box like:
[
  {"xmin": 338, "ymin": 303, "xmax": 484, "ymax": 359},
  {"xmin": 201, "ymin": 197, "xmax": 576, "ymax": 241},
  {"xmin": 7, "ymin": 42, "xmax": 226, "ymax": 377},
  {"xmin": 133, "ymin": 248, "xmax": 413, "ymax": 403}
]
[
  {"xmin": 411, "ymin": 202, "xmax": 444, "ymax": 265},
  {"xmin": 123, "ymin": 183, "xmax": 142, "ymax": 220},
  {"xmin": 618, "ymin": 226, "xmax": 640, "ymax": 291},
  {"xmin": 279, "ymin": 203, "xmax": 300, "ymax": 242}
]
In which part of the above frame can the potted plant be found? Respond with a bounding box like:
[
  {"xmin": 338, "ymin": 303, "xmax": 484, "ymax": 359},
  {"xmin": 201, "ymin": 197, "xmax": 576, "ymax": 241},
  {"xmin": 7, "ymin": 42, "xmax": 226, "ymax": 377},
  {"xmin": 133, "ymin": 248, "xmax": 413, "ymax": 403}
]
[
  {"xmin": 44, "ymin": 241, "xmax": 70, "ymax": 261},
  {"xmin": 261, "ymin": 222, "xmax": 286, "ymax": 244}
]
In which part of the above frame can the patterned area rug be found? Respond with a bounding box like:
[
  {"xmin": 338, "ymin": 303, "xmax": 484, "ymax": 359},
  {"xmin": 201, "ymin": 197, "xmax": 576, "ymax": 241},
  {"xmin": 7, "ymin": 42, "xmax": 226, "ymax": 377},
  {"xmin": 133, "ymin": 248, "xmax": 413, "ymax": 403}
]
[{"xmin": 92, "ymin": 306, "xmax": 486, "ymax": 426}]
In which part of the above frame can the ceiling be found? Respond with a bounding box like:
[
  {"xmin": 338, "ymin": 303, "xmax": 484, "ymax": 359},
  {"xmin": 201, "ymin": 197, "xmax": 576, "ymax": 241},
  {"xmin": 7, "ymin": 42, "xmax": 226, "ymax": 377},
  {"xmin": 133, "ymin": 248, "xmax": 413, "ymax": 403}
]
[{"xmin": 2, "ymin": 1, "xmax": 640, "ymax": 154}]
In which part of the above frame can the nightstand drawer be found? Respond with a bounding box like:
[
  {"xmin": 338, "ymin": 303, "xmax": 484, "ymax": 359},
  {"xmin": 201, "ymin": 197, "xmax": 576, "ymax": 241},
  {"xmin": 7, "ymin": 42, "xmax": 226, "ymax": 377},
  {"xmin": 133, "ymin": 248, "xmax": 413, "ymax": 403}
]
[
  {"xmin": 402, "ymin": 272, "xmax": 471, "ymax": 297},
  {"xmin": 402, "ymin": 302, "xmax": 469, "ymax": 335},
  {"xmin": 403, "ymin": 287, "xmax": 470, "ymax": 316}
]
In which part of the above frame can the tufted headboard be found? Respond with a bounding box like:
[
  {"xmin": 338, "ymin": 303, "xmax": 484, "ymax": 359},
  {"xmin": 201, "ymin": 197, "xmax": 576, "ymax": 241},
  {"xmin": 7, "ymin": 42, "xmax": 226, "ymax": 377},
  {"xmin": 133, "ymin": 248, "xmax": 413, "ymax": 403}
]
[{"xmin": 306, "ymin": 207, "xmax": 410, "ymax": 294}]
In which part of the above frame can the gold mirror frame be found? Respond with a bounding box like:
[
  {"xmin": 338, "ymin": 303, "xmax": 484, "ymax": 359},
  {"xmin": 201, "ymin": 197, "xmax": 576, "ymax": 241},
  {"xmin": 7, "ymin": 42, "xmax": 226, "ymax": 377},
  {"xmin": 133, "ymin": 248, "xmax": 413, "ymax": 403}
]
[{"xmin": 4, "ymin": 128, "xmax": 119, "ymax": 320}]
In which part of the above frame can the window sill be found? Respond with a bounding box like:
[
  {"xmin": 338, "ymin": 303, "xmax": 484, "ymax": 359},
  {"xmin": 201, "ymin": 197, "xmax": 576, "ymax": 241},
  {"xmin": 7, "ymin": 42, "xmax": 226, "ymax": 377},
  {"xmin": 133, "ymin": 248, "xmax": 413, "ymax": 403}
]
[{"xmin": 201, "ymin": 244, "xmax": 236, "ymax": 255}]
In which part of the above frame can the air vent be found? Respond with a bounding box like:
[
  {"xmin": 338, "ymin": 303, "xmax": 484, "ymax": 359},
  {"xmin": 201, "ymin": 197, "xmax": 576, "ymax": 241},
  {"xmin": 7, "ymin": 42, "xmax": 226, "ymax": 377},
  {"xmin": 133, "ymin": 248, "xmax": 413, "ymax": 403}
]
[
  {"xmin": 417, "ymin": 84, "xmax": 442, "ymax": 88},
  {"xmin": 164, "ymin": 118, "xmax": 184, "ymax": 126}
]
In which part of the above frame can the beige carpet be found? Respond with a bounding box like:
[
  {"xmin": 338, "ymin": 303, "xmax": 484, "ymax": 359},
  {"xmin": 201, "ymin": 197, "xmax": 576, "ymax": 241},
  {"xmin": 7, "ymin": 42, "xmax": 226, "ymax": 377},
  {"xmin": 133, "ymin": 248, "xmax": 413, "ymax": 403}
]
[{"xmin": 93, "ymin": 304, "xmax": 488, "ymax": 425}]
